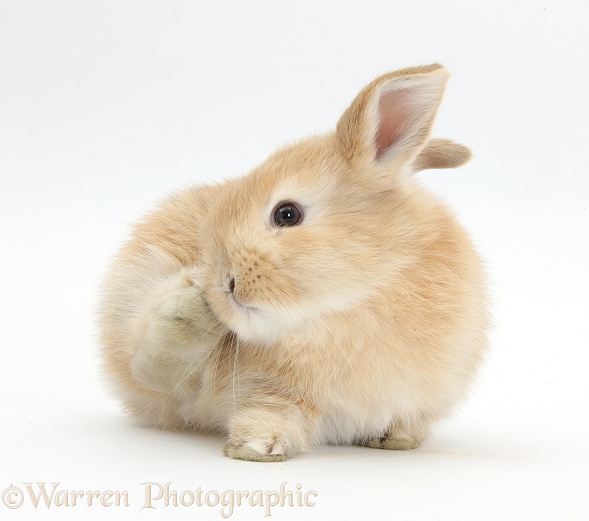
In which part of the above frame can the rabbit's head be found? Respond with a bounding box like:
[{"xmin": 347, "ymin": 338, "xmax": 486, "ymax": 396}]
[{"xmin": 198, "ymin": 64, "xmax": 470, "ymax": 344}]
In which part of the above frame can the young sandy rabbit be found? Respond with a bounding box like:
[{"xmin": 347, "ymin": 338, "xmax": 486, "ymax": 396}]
[{"xmin": 99, "ymin": 64, "xmax": 488, "ymax": 462}]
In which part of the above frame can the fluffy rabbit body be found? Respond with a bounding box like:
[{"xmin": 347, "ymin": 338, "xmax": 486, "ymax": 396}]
[{"xmin": 100, "ymin": 64, "xmax": 488, "ymax": 462}]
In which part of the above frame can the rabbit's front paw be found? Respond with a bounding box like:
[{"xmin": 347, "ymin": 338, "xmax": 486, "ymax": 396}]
[
  {"xmin": 130, "ymin": 270, "xmax": 224, "ymax": 393},
  {"xmin": 144, "ymin": 268, "xmax": 225, "ymax": 348},
  {"xmin": 150, "ymin": 273, "xmax": 218, "ymax": 337},
  {"xmin": 223, "ymin": 401, "xmax": 316, "ymax": 462},
  {"xmin": 223, "ymin": 438, "xmax": 289, "ymax": 463}
]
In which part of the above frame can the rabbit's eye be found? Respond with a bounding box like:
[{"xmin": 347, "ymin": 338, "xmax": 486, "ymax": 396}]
[{"xmin": 272, "ymin": 203, "xmax": 303, "ymax": 227}]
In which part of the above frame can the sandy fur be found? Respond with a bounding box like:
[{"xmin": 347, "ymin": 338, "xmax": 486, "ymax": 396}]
[{"xmin": 99, "ymin": 64, "xmax": 488, "ymax": 461}]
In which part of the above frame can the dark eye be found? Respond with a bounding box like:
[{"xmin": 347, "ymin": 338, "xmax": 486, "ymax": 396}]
[{"xmin": 272, "ymin": 202, "xmax": 303, "ymax": 227}]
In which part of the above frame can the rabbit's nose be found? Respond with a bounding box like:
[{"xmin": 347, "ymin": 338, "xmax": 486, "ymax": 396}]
[{"xmin": 229, "ymin": 276, "xmax": 236, "ymax": 294}]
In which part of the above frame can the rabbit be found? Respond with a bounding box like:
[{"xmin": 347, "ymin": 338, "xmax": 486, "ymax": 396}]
[{"xmin": 99, "ymin": 64, "xmax": 488, "ymax": 462}]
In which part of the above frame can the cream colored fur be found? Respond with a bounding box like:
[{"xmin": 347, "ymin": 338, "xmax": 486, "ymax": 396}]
[{"xmin": 99, "ymin": 64, "xmax": 488, "ymax": 462}]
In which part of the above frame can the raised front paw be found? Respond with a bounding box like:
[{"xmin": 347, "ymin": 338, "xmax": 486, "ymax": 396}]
[
  {"xmin": 130, "ymin": 268, "xmax": 225, "ymax": 393},
  {"xmin": 149, "ymin": 271, "xmax": 221, "ymax": 341}
]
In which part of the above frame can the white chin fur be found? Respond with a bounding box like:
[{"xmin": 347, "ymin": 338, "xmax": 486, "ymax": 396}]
[{"xmin": 228, "ymin": 308, "xmax": 291, "ymax": 346}]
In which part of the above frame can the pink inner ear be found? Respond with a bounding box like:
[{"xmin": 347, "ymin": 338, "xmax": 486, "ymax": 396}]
[{"xmin": 374, "ymin": 86, "xmax": 420, "ymax": 161}]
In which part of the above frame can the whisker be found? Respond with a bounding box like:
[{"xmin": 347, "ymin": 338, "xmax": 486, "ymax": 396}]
[{"xmin": 232, "ymin": 333, "xmax": 240, "ymax": 412}]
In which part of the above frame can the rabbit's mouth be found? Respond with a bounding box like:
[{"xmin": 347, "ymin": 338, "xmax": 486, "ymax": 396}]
[
  {"xmin": 230, "ymin": 293, "xmax": 260, "ymax": 313},
  {"xmin": 224, "ymin": 275, "xmax": 262, "ymax": 314},
  {"xmin": 209, "ymin": 288, "xmax": 294, "ymax": 346}
]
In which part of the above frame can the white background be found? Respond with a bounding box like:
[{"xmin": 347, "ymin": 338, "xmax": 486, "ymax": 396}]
[{"xmin": 1, "ymin": 1, "xmax": 588, "ymax": 519}]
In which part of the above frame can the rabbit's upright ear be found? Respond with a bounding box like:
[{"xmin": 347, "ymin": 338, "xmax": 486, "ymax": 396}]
[{"xmin": 336, "ymin": 64, "xmax": 449, "ymax": 174}]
